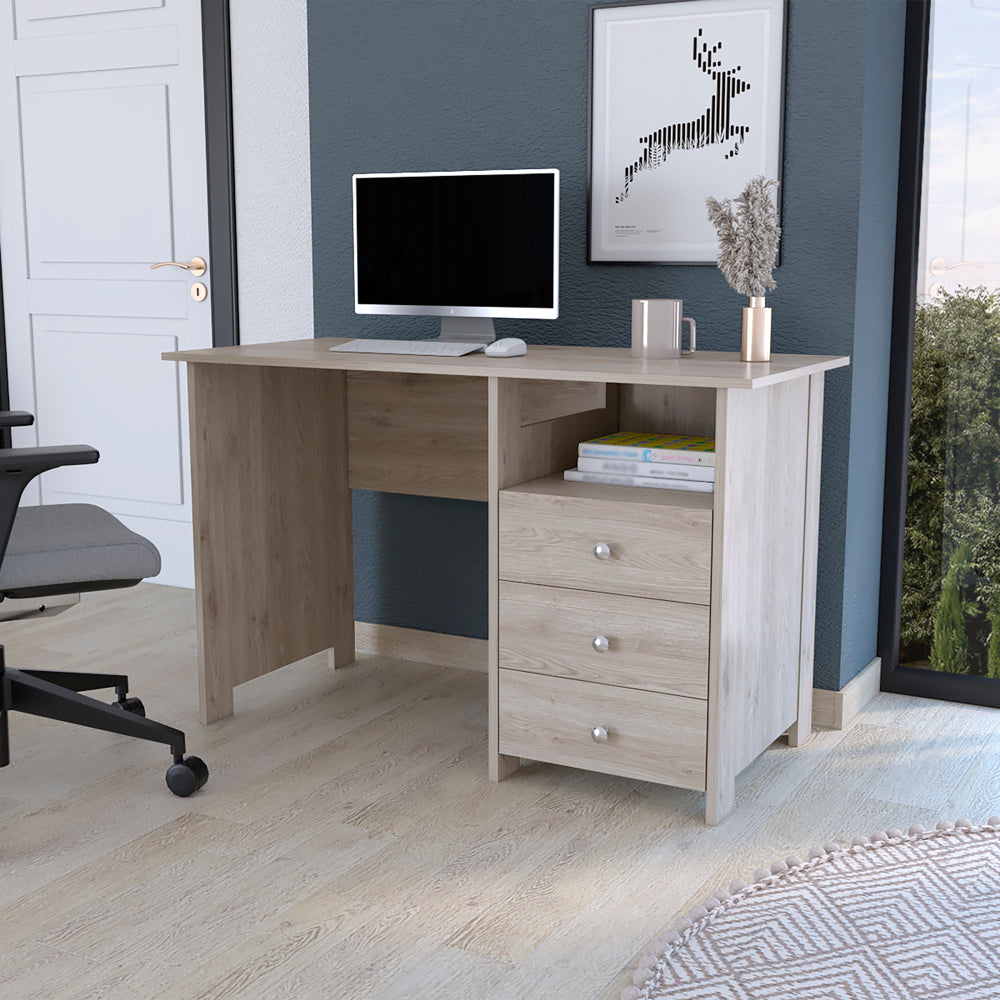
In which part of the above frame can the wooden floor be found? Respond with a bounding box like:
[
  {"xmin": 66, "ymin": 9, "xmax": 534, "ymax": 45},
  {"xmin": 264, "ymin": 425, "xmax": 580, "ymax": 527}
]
[{"xmin": 1, "ymin": 584, "xmax": 998, "ymax": 1000}]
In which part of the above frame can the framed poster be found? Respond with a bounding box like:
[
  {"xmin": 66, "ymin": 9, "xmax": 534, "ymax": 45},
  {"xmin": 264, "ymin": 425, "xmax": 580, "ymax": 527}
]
[{"xmin": 588, "ymin": 0, "xmax": 786, "ymax": 263}]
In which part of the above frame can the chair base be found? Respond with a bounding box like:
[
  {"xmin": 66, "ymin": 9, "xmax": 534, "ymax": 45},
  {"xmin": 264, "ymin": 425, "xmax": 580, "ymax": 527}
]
[{"xmin": 0, "ymin": 644, "xmax": 196, "ymax": 784}]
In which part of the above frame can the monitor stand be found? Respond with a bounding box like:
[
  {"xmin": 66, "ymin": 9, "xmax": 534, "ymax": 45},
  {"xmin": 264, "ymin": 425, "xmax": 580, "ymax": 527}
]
[{"xmin": 437, "ymin": 317, "xmax": 495, "ymax": 344}]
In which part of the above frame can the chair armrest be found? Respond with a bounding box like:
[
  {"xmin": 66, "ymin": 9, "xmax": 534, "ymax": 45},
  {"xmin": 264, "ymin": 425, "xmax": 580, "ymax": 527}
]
[
  {"xmin": 0, "ymin": 445, "xmax": 99, "ymax": 475},
  {"xmin": 0, "ymin": 444, "xmax": 100, "ymax": 568},
  {"xmin": 0, "ymin": 411, "xmax": 34, "ymax": 429}
]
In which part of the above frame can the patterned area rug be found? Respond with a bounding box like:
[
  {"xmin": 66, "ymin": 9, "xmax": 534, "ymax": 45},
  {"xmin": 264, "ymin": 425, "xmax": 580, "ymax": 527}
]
[{"xmin": 624, "ymin": 820, "xmax": 1000, "ymax": 1000}]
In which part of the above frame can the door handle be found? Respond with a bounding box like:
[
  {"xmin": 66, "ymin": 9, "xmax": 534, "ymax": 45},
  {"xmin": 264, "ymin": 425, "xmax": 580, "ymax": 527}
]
[
  {"xmin": 929, "ymin": 256, "xmax": 984, "ymax": 277},
  {"xmin": 151, "ymin": 256, "xmax": 207, "ymax": 277}
]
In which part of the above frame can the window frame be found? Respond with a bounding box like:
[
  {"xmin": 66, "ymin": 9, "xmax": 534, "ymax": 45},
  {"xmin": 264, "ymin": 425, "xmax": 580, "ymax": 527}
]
[{"xmin": 878, "ymin": 0, "xmax": 1000, "ymax": 707}]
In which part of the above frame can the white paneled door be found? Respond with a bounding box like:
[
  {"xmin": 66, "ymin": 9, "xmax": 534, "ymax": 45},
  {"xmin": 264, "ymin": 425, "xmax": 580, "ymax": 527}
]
[{"xmin": 0, "ymin": 0, "xmax": 213, "ymax": 587}]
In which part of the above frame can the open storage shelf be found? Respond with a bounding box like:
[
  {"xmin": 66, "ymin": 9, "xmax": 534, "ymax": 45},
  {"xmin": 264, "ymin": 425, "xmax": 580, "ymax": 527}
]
[{"xmin": 500, "ymin": 379, "xmax": 717, "ymax": 507}]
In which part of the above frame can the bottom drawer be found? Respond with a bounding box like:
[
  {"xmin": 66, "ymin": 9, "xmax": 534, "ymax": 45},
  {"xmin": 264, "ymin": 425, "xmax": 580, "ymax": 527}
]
[{"xmin": 499, "ymin": 669, "xmax": 706, "ymax": 790}]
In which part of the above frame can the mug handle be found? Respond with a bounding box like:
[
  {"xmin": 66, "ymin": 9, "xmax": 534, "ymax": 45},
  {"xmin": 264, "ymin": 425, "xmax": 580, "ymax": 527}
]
[{"xmin": 682, "ymin": 317, "xmax": 696, "ymax": 356}]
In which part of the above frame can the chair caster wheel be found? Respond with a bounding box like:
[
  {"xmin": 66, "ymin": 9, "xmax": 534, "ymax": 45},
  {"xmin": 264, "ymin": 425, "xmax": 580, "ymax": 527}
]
[
  {"xmin": 113, "ymin": 696, "xmax": 145, "ymax": 716},
  {"xmin": 165, "ymin": 756, "xmax": 209, "ymax": 797}
]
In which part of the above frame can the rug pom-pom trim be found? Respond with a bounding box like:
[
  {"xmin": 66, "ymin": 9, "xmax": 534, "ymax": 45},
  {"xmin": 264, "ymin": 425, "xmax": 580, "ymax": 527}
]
[{"xmin": 626, "ymin": 819, "xmax": 999, "ymax": 1000}]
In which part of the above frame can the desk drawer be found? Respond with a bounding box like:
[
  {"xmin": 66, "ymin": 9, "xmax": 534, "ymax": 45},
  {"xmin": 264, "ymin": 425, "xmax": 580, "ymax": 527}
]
[
  {"xmin": 347, "ymin": 371, "xmax": 487, "ymax": 501},
  {"xmin": 499, "ymin": 669, "xmax": 706, "ymax": 790},
  {"xmin": 499, "ymin": 489, "xmax": 712, "ymax": 604},
  {"xmin": 499, "ymin": 581, "xmax": 709, "ymax": 699}
]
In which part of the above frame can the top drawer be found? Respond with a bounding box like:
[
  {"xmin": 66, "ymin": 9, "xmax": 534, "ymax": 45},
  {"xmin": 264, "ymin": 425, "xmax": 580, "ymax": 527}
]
[{"xmin": 499, "ymin": 487, "xmax": 712, "ymax": 604}]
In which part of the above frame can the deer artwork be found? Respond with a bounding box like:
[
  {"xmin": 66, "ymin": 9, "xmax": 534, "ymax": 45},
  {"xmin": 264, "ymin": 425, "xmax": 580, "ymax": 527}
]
[{"xmin": 616, "ymin": 28, "xmax": 751, "ymax": 204}]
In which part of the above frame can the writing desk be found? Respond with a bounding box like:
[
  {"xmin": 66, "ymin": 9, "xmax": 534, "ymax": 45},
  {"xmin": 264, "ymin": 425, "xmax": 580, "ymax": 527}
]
[{"xmin": 164, "ymin": 339, "xmax": 848, "ymax": 823}]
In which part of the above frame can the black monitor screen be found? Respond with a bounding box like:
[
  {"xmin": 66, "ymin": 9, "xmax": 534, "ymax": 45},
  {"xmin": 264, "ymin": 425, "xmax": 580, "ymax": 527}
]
[{"xmin": 354, "ymin": 171, "xmax": 557, "ymax": 314}]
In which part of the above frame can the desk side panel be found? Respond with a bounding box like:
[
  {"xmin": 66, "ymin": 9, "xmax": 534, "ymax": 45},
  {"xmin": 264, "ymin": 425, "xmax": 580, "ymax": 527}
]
[
  {"xmin": 706, "ymin": 378, "xmax": 810, "ymax": 823},
  {"xmin": 189, "ymin": 363, "xmax": 354, "ymax": 722},
  {"xmin": 788, "ymin": 372, "xmax": 825, "ymax": 747},
  {"xmin": 488, "ymin": 378, "xmax": 524, "ymax": 781}
]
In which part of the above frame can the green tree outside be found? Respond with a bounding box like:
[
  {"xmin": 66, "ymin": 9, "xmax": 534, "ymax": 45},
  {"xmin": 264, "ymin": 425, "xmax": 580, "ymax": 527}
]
[
  {"xmin": 902, "ymin": 287, "xmax": 1000, "ymax": 675},
  {"xmin": 930, "ymin": 544, "xmax": 971, "ymax": 673}
]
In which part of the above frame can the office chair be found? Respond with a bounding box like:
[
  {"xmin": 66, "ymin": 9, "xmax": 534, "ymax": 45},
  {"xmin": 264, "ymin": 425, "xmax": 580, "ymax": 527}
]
[{"xmin": 0, "ymin": 410, "xmax": 207, "ymax": 796}]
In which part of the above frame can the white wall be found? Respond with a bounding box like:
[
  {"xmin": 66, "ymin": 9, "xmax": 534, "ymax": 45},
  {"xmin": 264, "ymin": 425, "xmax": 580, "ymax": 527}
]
[{"xmin": 229, "ymin": 0, "xmax": 314, "ymax": 344}]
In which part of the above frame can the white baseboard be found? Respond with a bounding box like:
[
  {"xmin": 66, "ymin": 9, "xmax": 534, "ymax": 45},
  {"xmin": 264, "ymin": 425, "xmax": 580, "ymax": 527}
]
[
  {"xmin": 357, "ymin": 624, "xmax": 882, "ymax": 734},
  {"xmin": 812, "ymin": 656, "xmax": 882, "ymax": 730}
]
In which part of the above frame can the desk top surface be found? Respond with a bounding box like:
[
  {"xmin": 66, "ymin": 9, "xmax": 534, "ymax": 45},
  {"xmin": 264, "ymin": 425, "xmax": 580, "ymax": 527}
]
[{"xmin": 164, "ymin": 338, "xmax": 849, "ymax": 389}]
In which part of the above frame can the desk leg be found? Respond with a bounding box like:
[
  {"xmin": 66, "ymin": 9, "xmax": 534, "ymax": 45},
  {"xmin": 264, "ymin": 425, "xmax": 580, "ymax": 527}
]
[
  {"xmin": 705, "ymin": 776, "xmax": 736, "ymax": 827},
  {"xmin": 189, "ymin": 364, "xmax": 355, "ymax": 723}
]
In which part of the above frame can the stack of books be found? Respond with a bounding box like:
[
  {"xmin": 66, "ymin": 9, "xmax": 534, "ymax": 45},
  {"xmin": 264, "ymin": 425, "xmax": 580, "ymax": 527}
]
[{"xmin": 564, "ymin": 431, "xmax": 715, "ymax": 493}]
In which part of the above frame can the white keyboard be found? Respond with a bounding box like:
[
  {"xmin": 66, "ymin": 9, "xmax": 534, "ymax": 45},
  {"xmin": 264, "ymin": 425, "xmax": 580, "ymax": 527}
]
[{"xmin": 329, "ymin": 339, "xmax": 486, "ymax": 357}]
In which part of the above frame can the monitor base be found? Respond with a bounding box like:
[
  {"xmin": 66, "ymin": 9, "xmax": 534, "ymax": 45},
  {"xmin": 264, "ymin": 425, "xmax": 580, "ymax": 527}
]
[{"xmin": 437, "ymin": 317, "xmax": 495, "ymax": 344}]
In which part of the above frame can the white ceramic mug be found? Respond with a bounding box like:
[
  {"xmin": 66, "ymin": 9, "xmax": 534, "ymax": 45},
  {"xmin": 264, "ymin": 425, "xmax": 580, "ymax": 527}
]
[{"xmin": 630, "ymin": 299, "xmax": 697, "ymax": 359}]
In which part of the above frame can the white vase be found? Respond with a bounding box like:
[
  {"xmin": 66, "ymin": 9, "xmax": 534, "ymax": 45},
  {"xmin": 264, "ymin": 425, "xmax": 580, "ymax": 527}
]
[{"xmin": 741, "ymin": 296, "xmax": 772, "ymax": 362}]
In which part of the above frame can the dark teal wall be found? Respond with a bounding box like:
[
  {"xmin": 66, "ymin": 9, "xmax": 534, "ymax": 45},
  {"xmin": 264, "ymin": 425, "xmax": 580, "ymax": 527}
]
[
  {"xmin": 307, "ymin": 0, "xmax": 906, "ymax": 691},
  {"xmin": 842, "ymin": 0, "xmax": 906, "ymax": 688}
]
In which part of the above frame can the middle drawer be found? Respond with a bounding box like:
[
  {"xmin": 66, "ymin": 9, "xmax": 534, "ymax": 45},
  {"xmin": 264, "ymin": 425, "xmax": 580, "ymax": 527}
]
[{"xmin": 500, "ymin": 581, "xmax": 709, "ymax": 699}]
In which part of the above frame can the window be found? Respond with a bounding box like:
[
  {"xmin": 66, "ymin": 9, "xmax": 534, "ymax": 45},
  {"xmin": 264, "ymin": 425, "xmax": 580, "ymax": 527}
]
[{"xmin": 881, "ymin": 0, "xmax": 1000, "ymax": 706}]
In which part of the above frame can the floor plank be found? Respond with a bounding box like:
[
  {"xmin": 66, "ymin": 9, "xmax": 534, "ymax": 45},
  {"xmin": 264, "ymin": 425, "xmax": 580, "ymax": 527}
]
[{"xmin": 0, "ymin": 583, "xmax": 997, "ymax": 1000}]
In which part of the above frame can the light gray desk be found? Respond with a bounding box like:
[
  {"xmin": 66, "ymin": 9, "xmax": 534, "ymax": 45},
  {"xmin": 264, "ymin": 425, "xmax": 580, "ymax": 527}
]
[{"xmin": 164, "ymin": 339, "xmax": 848, "ymax": 822}]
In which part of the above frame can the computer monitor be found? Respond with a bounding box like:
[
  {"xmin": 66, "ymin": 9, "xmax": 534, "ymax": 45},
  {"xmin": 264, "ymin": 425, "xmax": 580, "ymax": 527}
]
[{"xmin": 353, "ymin": 169, "xmax": 559, "ymax": 343}]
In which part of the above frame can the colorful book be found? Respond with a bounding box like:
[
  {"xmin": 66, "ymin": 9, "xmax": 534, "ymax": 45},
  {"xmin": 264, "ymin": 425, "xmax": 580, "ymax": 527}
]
[
  {"xmin": 576, "ymin": 456, "xmax": 715, "ymax": 482},
  {"xmin": 563, "ymin": 469, "xmax": 713, "ymax": 493},
  {"xmin": 578, "ymin": 431, "xmax": 716, "ymax": 466}
]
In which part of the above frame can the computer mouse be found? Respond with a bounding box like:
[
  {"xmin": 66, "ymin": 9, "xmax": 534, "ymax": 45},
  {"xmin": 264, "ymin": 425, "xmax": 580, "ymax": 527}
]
[{"xmin": 485, "ymin": 338, "xmax": 527, "ymax": 358}]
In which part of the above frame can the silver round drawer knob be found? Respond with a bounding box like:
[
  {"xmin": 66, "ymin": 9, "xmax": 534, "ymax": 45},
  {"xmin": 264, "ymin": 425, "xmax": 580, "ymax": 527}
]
[
  {"xmin": 593, "ymin": 542, "xmax": 612, "ymax": 560},
  {"xmin": 592, "ymin": 725, "xmax": 609, "ymax": 743},
  {"xmin": 592, "ymin": 634, "xmax": 610, "ymax": 653}
]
